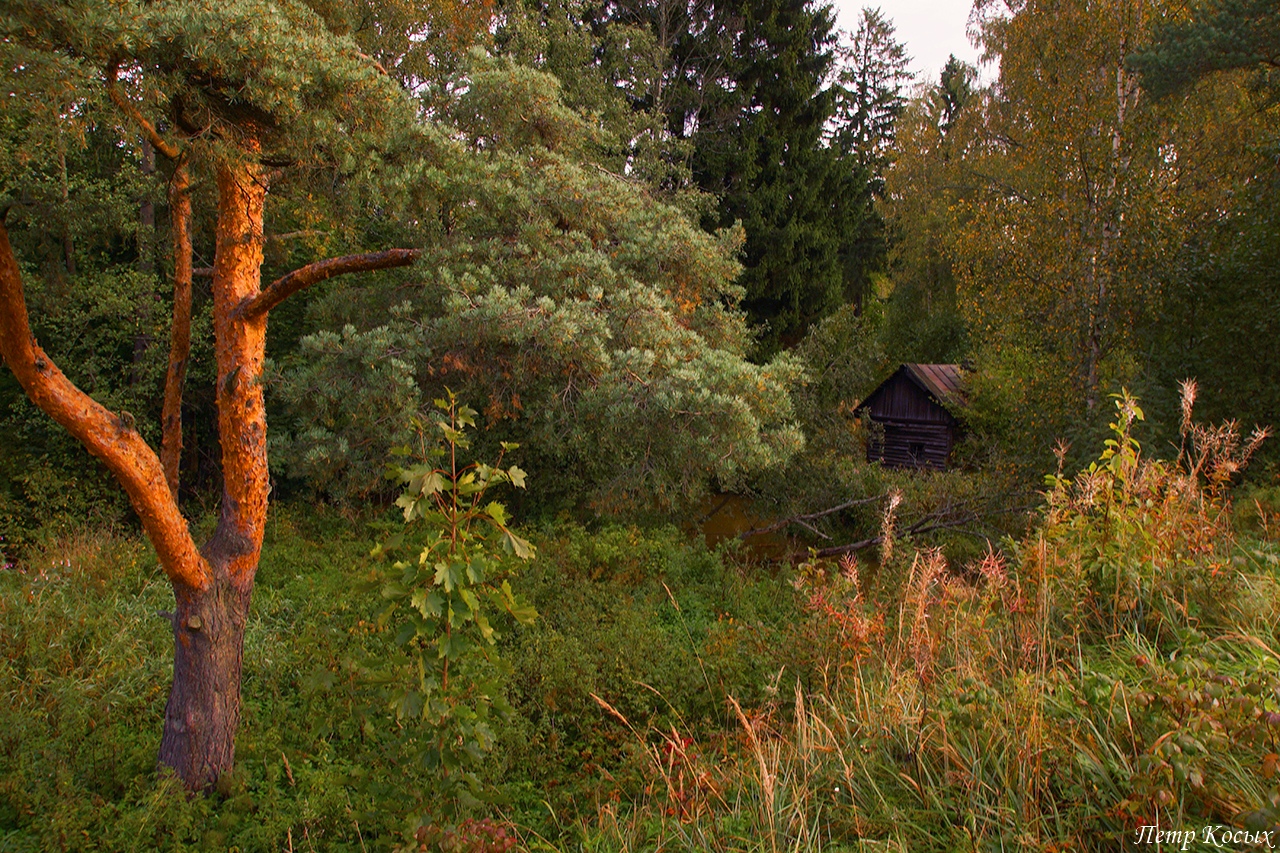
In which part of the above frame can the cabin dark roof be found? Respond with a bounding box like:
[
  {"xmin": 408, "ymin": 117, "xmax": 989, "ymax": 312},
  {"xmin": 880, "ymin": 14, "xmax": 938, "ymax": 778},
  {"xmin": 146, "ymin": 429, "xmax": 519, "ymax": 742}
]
[
  {"xmin": 903, "ymin": 364, "xmax": 966, "ymax": 411},
  {"xmin": 858, "ymin": 364, "xmax": 967, "ymax": 420}
]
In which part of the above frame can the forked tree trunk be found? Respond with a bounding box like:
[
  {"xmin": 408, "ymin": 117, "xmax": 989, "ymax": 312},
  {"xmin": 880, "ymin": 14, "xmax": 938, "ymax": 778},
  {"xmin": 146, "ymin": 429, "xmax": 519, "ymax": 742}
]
[
  {"xmin": 157, "ymin": 556, "xmax": 252, "ymax": 787},
  {"xmin": 154, "ymin": 158, "xmax": 271, "ymax": 785},
  {"xmin": 2, "ymin": 140, "xmax": 418, "ymax": 791}
]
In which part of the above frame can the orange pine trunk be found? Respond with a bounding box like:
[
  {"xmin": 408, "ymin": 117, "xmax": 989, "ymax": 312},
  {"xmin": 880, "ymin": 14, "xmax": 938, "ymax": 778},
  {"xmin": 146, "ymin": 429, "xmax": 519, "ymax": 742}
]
[
  {"xmin": 156, "ymin": 158, "xmax": 270, "ymax": 787},
  {"xmin": 160, "ymin": 164, "xmax": 193, "ymax": 498},
  {"xmin": 4, "ymin": 143, "xmax": 416, "ymax": 790}
]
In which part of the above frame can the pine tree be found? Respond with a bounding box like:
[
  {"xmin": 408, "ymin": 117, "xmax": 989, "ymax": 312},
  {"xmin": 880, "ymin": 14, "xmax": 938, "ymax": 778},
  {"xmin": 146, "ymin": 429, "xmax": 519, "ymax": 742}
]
[
  {"xmin": 1, "ymin": 0, "xmax": 431, "ymax": 789},
  {"xmin": 827, "ymin": 7, "xmax": 913, "ymax": 314},
  {"xmin": 272, "ymin": 58, "xmax": 805, "ymax": 511}
]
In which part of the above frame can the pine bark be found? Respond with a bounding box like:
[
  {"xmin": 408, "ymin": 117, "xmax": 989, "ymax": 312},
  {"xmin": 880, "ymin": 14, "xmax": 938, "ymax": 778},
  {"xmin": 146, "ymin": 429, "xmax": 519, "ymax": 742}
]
[
  {"xmin": 161, "ymin": 164, "xmax": 193, "ymax": 498},
  {"xmin": 156, "ymin": 557, "xmax": 251, "ymax": 787},
  {"xmin": 155, "ymin": 157, "xmax": 270, "ymax": 785},
  {"xmin": 209, "ymin": 159, "xmax": 270, "ymax": 583}
]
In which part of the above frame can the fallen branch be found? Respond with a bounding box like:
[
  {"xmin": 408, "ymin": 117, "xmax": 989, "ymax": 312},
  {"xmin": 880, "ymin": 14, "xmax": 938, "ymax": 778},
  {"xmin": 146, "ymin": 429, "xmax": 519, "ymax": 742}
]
[
  {"xmin": 814, "ymin": 500, "xmax": 1041, "ymax": 558},
  {"xmin": 739, "ymin": 493, "xmax": 888, "ymax": 540},
  {"xmin": 740, "ymin": 487, "xmax": 1040, "ymax": 558}
]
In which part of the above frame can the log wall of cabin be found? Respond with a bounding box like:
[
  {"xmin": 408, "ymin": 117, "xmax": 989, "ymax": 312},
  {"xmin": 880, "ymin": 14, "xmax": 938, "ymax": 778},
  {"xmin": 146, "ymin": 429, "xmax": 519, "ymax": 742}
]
[{"xmin": 867, "ymin": 420, "xmax": 953, "ymax": 470}]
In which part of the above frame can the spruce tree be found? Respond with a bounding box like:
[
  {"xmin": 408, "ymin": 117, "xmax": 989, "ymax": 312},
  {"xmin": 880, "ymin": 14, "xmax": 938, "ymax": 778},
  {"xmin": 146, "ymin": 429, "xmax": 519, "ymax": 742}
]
[
  {"xmin": 686, "ymin": 0, "xmax": 862, "ymax": 353},
  {"xmin": 498, "ymin": 0, "xmax": 896, "ymax": 355},
  {"xmin": 1127, "ymin": 0, "xmax": 1280, "ymax": 102}
]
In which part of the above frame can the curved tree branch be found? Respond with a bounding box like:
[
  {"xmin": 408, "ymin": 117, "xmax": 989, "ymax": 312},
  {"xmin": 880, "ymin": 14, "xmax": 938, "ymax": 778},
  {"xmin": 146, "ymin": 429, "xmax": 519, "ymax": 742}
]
[
  {"xmin": 238, "ymin": 248, "xmax": 420, "ymax": 319},
  {"xmin": 0, "ymin": 220, "xmax": 209, "ymax": 590},
  {"xmin": 105, "ymin": 63, "xmax": 182, "ymax": 161}
]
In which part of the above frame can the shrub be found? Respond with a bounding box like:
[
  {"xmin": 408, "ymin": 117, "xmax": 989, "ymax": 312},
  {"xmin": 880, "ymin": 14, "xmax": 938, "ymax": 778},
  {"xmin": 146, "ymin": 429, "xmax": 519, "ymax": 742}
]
[
  {"xmin": 367, "ymin": 394, "xmax": 538, "ymax": 835},
  {"xmin": 1035, "ymin": 388, "xmax": 1270, "ymax": 643}
]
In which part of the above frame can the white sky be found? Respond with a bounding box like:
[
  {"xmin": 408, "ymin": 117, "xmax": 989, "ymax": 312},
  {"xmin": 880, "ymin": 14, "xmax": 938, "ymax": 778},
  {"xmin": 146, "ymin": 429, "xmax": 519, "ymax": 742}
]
[{"xmin": 833, "ymin": 0, "xmax": 983, "ymax": 85}]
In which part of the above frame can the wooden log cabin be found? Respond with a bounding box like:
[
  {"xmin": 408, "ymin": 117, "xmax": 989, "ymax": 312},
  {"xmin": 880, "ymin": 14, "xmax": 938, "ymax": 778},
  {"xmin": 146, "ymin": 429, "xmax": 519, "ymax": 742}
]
[{"xmin": 857, "ymin": 364, "xmax": 966, "ymax": 470}]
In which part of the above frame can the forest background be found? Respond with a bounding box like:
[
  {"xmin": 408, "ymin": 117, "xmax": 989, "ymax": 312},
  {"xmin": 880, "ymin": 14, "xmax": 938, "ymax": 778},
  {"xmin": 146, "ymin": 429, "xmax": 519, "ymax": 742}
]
[{"xmin": 1, "ymin": 0, "xmax": 1279, "ymax": 849}]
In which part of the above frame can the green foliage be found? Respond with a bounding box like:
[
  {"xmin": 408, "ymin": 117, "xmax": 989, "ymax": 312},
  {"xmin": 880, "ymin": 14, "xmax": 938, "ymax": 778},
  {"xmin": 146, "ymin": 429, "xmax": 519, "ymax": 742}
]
[
  {"xmin": 0, "ymin": 261, "xmax": 221, "ymax": 545},
  {"xmin": 275, "ymin": 58, "xmax": 804, "ymax": 512},
  {"xmin": 959, "ymin": 340, "xmax": 1085, "ymax": 474},
  {"xmin": 0, "ymin": 0, "xmax": 433, "ymax": 535},
  {"xmin": 1127, "ymin": 0, "xmax": 1280, "ymax": 103},
  {"xmin": 268, "ymin": 319, "xmax": 429, "ymax": 501},
  {"xmin": 952, "ymin": 0, "xmax": 1169, "ymax": 433},
  {"xmin": 788, "ymin": 303, "xmax": 889, "ymax": 460},
  {"xmin": 877, "ymin": 57, "xmax": 974, "ymax": 370},
  {"xmin": 3, "ymin": 417, "xmax": 1280, "ymax": 851},
  {"xmin": 1038, "ymin": 390, "xmax": 1271, "ymax": 642},
  {"xmin": 0, "ymin": 510, "xmax": 806, "ymax": 849},
  {"xmin": 494, "ymin": 0, "xmax": 700, "ymax": 209},
  {"xmin": 542, "ymin": 398, "xmax": 1280, "ymax": 852},
  {"xmin": 1142, "ymin": 172, "xmax": 1280, "ymax": 473},
  {"xmin": 759, "ymin": 306, "xmax": 1028, "ymax": 565},
  {"xmin": 5, "ymin": 0, "xmax": 1280, "ymax": 845},
  {"xmin": 831, "ymin": 7, "xmax": 912, "ymax": 176},
  {"xmin": 0, "ymin": 119, "xmax": 180, "ymax": 548},
  {"xmin": 369, "ymin": 394, "xmax": 537, "ymax": 820},
  {"xmin": 880, "ymin": 0, "xmax": 1280, "ymax": 484},
  {"xmin": 2, "ymin": 0, "xmax": 416, "ymax": 167},
  {"xmin": 502, "ymin": 0, "xmax": 897, "ymax": 352}
]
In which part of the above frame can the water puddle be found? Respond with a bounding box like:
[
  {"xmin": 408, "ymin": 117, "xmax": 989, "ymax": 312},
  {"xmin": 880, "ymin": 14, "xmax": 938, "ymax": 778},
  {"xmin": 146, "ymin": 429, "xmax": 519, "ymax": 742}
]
[{"xmin": 693, "ymin": 493, "xmax": 792, "ymax": 560}]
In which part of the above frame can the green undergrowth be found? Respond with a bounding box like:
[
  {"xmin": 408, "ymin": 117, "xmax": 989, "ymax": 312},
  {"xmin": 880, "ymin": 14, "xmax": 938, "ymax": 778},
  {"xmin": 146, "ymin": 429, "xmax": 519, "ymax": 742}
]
[
  {"xmin": 0, "ymin": 508, "xmax": 390, "ymax": 852},
  {"xmin": 3, "ymin": 398, "xmax": 1280, "ymax": 852},
  {"xmin": 499, "ymin": 524, "xmax": 801, "ymax": 821},
  {"xmin": 534, "ymin": 395, "xmax": 1280, "ymax": 852},
  {"xmin": 0, "ymin": 509, "xmax": 802, "ymax": 851}
]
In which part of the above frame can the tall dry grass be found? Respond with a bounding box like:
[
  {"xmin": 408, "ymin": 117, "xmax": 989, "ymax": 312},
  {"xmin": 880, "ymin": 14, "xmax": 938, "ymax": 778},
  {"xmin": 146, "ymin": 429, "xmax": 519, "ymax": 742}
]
[{"xmin": 555, "ymin": 390, "xmax": 1280, "ymax": 852}]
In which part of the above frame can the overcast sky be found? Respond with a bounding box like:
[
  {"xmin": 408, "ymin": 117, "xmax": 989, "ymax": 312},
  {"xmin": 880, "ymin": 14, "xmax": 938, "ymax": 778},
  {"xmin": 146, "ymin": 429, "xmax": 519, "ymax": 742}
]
[{"xmin": 832, "ymin": 0, "xmax": 983, "ymax": 85}]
